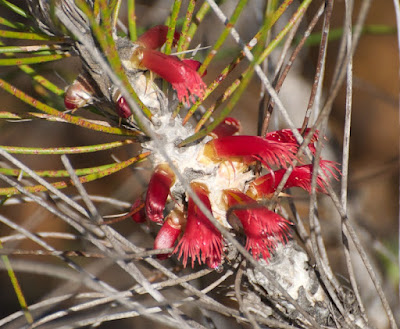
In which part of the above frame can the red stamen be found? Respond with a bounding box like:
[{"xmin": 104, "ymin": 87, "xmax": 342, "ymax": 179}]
[
  {"xmin": 140, "ymin": 48, "xmax": 206, "ymax": 105},
  {"xmin": 266, "ymin": 128, "xmax": 319, "ymax": 155},
  {"xmin": 247, "ymin": 160, "xmax": 340, "ymax": 199},
  {"xmin": 182, "ymin": 59, "xmax": 207, "ymax": 77},
  {"xmin": 174, "ymin": 183, "xmax": 223, "ymax": 268},
  {"xmin": 224, "ymin": 189, "xmax": 291, "ymax": 261}
]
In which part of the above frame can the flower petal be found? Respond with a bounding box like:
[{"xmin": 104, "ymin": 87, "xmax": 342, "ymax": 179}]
[
  {"xmin": 266, "ymin": 128, "xmax": 319, "ymax": 155},
  {"xmin": 114, "ymin": 94, "xmax": 132, "ymax": 118},
  {"xmin": 209, "ymin": 117, "xmax": 241, "ymax": 139},
  {"xmin": 224, "ymin": 189, "xmax": 291, "ymax": 261},
  {"xmin": 154, "ymin": 208, "xmax": 184, "ymax": 259},
  {"xmin": 247, "ymin": 160, "xmax": 340, "ymax": 199},
  {"xmin": 203, "ymin": 135, "xmax": 297, "ymax": 168},
  {"xmin": 145, "ymin": 164, "xmax": 176, "ymax": 223},
  {"xmin": 174, "ymin": 183, "xmax": 223, "ymax": 268},
  {"xmin": 130, "ymin": 198, "xmax": 146, "ymax": 223},
  {"xmin": 136, "ymin": 25, "xmax": 180, "ymax": 50},
  {"xmin": 139, "ymin": 48, "xmax": 206, "ymax": 105},
  {"xmin": 182, "ymin": 59, "xmax": 207, "ymax": 77},
  {"xmin": 64, "ymin": 74, "xmax": 94, "ymax": 110}
]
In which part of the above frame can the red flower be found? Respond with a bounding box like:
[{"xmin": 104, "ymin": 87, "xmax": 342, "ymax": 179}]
[
  {"xmin": 203, "ymin": 135, "xmax": 297, "ymax": 168},
  {"xmin": 209, "ymin": 117, "xmax": 241, "ymax": 139},
  {"xmin": 130, "ymin": 198, "xmax": 146, "ymax": 223},
  {"xmin": 139, "ymin": 48, "xmax": 206, "ymax": 105},
  {"xmin": 182, "ymin": 59, "xmax": 207, "ymax": 77},
  {"xmin": 174, "ymin": 183, "xmax": 223, "ymax": 268},
  {"xmin": 114, "ymin": 93, "xmax": 132, "ymax": 118},
  {"xmin": 114, "ymin": 25, "xmax": 206, "ymax": 115},
  {"xmin": 154, "ymin": 208, "xmax": 184, "ymax": 259},
  {"xmin": 64, "ymin": 74, "xmax": 95, "ymax": 111},
  {"xmin": 136, "ymin": 25, "xmax": 180, "ymax": 50},
  {"xmin": 266, "ymin": 129, "xmax": 319, "ymax": 155},
  {"xmin": 127, "ymin": 25, "xmax": 206, "ymax": 105},
  {"xmin": 247, "ymin": 160, "xmax": 340, "ymax": 199},
  {"xmin": 224, "ymin": 189, "xmax": 291, "ymax": 260},
  {"xmin": 145, "ymin": 164, "xmax": 175, "ymax": 223}
]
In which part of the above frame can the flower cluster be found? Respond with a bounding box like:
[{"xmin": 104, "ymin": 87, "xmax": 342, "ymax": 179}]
[
  {"xmin": 64, "ymin": 25, "xmax": 206, "ymax": 114},
  {"xmin": 132, "ymin": 115, "xmax": 340, "ymax": 268},
  {"xmin": 65, "ymin": 25, "xmax": 339, "ymax": 269}
]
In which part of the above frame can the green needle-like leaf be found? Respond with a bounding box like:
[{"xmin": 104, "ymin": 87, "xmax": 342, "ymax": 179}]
[
  {"xmin": 0, "ymin": 44, "xmax": 66, "ymax": 54},
  {"xmin": 76, "ymin": 0, "xmax": 153, "ymax": 130},
  {"xmin": 176, "ymin": 0, "xmax": 195, "ymax": 55},
  {"xmin": 0, "ymin": 140, "xmax": 134, "ymax": 155},
  {"xmin": 302, "ymin": 25, "xmax": 397, "ymax": 46},
  {"xmin": 0, "ymin": 0, "xmax": 30, "ymax": 18},
  {"xmin": 164, "ymin": 0, "xmax": 182, "ymax": 56},
  {"xmin": 0, "ymin": 53, "xmax": 70, "ymax": 66},
  {"xmin": 0, "ymin": 242, "xmax": 33, "ymax": 324},
  {"xmin": 0, "ymin": 79, "xmax": 142, "ymax": 137},
  {"xmin": 179, "ymin": 1, "xmax": 210, "ymax": 54},
  {"xmin": 181, "ymin": 0, "xmax": 312, "ymax": 145},
  {"xmin": 182, "ymin": 0, "xmax": 294, "ymax": 122},
  {"xmin": 198, "ymin": 0, "xmax": 247, "ymax": 75},
  {"xmin": 0, "ymin": 152, "xmax": 150, "ymax": 196},
  {"xmin": 128, "ymin": 0, "xmax": 137, "ymax": 41},
  {"xmin": 0, "ymin": 29, "xmax": 65, "ymax": 41},
  {"xmin": 0, "ymin": 16, "xmax": 32, "ymax": 30},
  {"xmin": 0, "ymin": 40, "xmax": 65, "ymax": 96},
  {"xmin": 0, "ymin": 160, "xmax": 131, "ymax": 178}
]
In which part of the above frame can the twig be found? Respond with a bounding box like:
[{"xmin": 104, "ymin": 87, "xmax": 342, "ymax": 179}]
[
  {"xmin": 61, "ymin": 155, "xmax": 102, "ymax": 223},
  {"xmin": 301, "ymin": 0, "xmax": 332, "ymax": 132},
  {"xmin": 234, "ymin": 260, "xmax": 261, "ymax": 329},
  {"xmin": 0, "ymin": 149, "xmax": 89, "ymax": 218},
  {"xmin": 392, "ymin": 0, "xmax": 400, "ymax": 315},
  {"xmin": 341, "ymin": 0, "xmax": 368, "ymax": 322}
]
